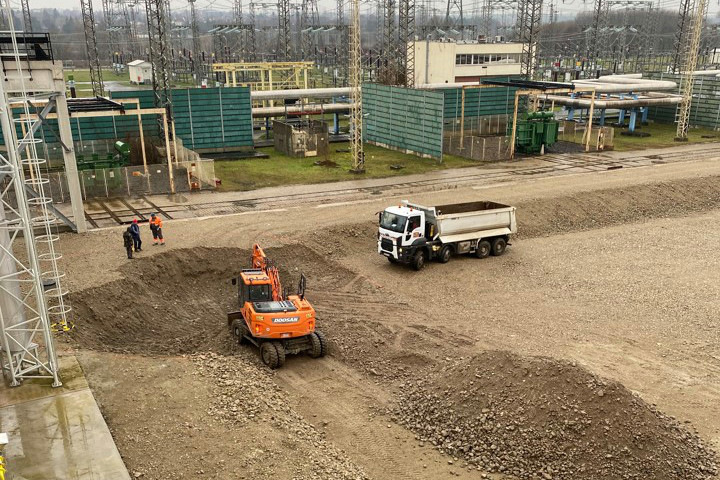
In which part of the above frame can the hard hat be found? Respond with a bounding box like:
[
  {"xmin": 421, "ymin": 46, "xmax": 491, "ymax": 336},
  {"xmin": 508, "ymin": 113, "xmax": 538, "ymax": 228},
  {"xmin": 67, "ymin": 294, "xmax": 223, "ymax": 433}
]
[{"xmin": 133, "ymin": 219, "xmax": 138, "ymax": 223}]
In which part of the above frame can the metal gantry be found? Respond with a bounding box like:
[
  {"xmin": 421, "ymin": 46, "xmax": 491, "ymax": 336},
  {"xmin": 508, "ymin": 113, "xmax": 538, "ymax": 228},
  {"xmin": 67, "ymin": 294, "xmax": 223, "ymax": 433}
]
[
  {"xmin": 672, "ymin": 0, "xmax": 694, "ymax": 74},
  {"xmin": 586, "ymin": 0, "xmax": 608, "ymax": 71},
  {"xmin": 19, "ymin": 0, "xmax": 31, "ymax": 31},
  {"xmin": 81, "ymin": 0, "xmax": 105, "ymax": 96},
  {"xmin": 0, "ymin": 7, "xmax": 72, "ymax": 388},
  {"xmin": 349, "ymin": 0, "xmax": 364, "ymax": 172},
  {"xmin": 380, "ymin": 0, "xmax": 398, "ymax": 84},
  {"xmin": 146, "ymin": 0, "xmax": 173, "ymax": 122},
  {"xmin": 676, "ymin": 0, "xmax": 708, "ymax": 140},
  {"xmin": 445, "ymin": 0, "xmax": 463, "ymax": 27}
]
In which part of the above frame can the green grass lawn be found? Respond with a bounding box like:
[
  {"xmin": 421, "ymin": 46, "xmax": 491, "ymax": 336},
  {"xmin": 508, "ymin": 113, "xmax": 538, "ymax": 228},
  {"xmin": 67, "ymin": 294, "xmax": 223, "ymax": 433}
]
[
  {"xmin": 214, "ymin": 143, "xmax": 478, "ymax": 191},
  {"xmin": 609, "ymin": 122, "xmax": 720, "ymax": 151}
]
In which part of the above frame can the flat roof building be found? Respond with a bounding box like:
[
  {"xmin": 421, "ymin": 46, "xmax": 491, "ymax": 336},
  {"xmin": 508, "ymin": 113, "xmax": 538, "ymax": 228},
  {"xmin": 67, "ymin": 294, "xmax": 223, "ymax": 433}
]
[{"xmin": 413, "ymin": 40, "xmax": 524, "ymax": 85}]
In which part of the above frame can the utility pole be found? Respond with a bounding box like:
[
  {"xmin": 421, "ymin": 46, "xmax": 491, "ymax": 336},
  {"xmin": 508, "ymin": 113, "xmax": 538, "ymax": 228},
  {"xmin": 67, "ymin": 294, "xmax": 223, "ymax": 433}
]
[
  {"xmin": 81, "ymin": 0, "xmax": 105, "ymax": 96},
  {"xmin": 676, "ymin": 0, "xmax": 708, "ymax": 141},
  {"xmin": 349, "ymin": 0, "xmax": 364, "ymax": 172}
]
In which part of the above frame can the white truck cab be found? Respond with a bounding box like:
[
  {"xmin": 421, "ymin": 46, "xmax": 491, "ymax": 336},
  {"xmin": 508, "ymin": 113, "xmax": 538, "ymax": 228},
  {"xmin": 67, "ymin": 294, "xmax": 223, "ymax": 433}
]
[{"xmin": 378, "ymin": 200, "xmax": 517, "ymax": 270}]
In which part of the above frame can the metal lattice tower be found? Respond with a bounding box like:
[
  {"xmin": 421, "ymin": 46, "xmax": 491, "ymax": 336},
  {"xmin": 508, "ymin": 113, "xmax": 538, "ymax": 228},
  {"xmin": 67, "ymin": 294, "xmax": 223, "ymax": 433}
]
[
  {"xmin": 586, "ymin": 0, "xmax": 608, "ymax": 71},
  {"xmin": 672, "ymin": 0, "xmax": 694, "ymax": 74},
  {"xmin": 300, "ymin": 0, "xmax": 319, "ymax": 60},
  {"xmin": 248, "ymin": 2, "xmax": 257, "ymax": 60},
  {"xmin": 349, "ymin": 0, "xmax": 364, "ymax": 172},
  {"xmin": 445, "ymin": 0, "xmax": 463, "ymax": 27},
  {"xmin": 20, "ymin": 0, "xmax": 31, "ymax": 31},
  {"xmin": 399, "ymin": 0, "xmax": 415, "ymax": 87},
  {"xmin": 676, "ymin": 0, "xmax": 708, "ymax": 140},
  {"xmin": 480, "ymin": 0, "xmax": 493, "ymax": 38},
  {"xmin": 381, "ymin": 0, "xmax": 398, "ymax": 84},
  {"xmin": 189, "ymin": 0, "xmax": 202, "ymax": 82},
  {"xmin": 0, "ymin": 6, "xmax": 71, "ymax": 388},
  {"xmin": 518, "ymin": 0, "xmax": 542, "ymax": 80},
  {"xmin": 81, "ymin": 0, "xmax": 105, "ymax": 96},
  {"xmin": 146, "ymin": 0, "xmax": 173, "ymax": 118},
  {"xmin": 278, "ymin": 0, "xmax": 291, "ymax": 60}
]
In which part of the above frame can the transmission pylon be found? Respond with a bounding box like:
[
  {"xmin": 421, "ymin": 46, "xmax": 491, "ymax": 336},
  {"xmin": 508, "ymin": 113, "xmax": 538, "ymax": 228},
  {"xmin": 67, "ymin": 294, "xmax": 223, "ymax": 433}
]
[
  {"xmin": 445, "ymin": 0, "xmax": 463, "ymax": 27},
  {"xmin": 146, "ymin": 0, "xmax": 173, "ymax": 120},
  {"xmin": 586, "ymin": 0, "xmax": 608, "ymax": 71},
  {"xmin": 676, "ymin": 0, "xmax": 708, "ymax": 140},
  {"xmin": 81, "ymin": 0, "xmax": 105, "ymax": 96},
  {"xmin": 19, "ymin": 0, "xmax": 31, "ymax": 31},
  {"xmin": 518, "ymin": 0, "xmax": 542, "ymax": 80},
  {"xmin": 0, "ymin": 6, "xmax": 72, "ymax": 388},
  {"xmin": 672, "ymin": 0, "xmax": 694, "ymax": 74},
  {"xmin": 189, "ymin": 0, "xmax": 202, "ymax": 83},
  {"xmin": 349, "ymin": 0, "xmax": 364, "ymax": 172},
  {"xmin": 380, "ymin": 0, "xmax": 398, "ymax": 84},
  {"xmin": 278, "ymin": 0, "xmax": 291, "ymax": 60},
  {"xmin": 399, "ymin": 0, "xmax": 415, "ymax": 87}
]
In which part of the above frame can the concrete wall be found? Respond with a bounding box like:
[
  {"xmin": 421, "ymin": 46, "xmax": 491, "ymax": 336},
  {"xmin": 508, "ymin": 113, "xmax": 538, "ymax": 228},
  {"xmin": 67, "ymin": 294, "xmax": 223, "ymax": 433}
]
[
  {"xmin": 413, "ymin": 41, "xmax": 523, "ymax": 85},
  {"xmin": 273, "ymin": 120, "xmax": 329, "ymax": 158}
]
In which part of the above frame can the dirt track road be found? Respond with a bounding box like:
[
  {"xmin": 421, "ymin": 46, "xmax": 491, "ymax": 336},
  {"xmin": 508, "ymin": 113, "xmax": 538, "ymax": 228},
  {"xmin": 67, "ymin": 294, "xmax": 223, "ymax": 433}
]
[{"xmin": 61, "ymin": 153, "xmax": 720, "ymax": 479}]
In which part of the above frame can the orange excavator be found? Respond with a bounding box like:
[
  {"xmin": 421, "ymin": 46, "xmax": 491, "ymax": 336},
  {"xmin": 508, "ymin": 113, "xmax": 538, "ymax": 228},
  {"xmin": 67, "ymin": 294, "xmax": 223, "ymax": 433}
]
[{"xmin": 227, "ymin": 244, "xmax": 327, "ymax": 368}]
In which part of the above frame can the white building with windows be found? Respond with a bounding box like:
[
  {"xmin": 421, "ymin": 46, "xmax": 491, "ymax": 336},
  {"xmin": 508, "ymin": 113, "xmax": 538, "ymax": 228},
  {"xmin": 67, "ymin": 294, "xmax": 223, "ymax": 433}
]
[{"xmin": 413, "ymin": 40, "xmax": 524, "ymax": 85}]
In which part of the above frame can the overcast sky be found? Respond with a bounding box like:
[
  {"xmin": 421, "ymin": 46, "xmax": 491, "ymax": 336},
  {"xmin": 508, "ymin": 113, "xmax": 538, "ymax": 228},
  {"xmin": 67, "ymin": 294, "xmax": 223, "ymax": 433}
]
[{"xmin": 21, "ymin": 0, "xmax": 720, "ymax": 21}]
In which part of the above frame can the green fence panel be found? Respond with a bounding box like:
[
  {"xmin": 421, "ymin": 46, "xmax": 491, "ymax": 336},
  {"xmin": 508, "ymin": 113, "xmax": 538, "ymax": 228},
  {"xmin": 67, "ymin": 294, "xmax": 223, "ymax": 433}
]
[
  {"xmin": 646, "ymin": 73, "xmax": 720, "ymax": 129},
  {"xmin": 363, "ymin": 83, "xmax": 444, "ymax": 159},
  {"xmin": 442, "ymin": 76, "xmax": 520, "ymax": 119}
]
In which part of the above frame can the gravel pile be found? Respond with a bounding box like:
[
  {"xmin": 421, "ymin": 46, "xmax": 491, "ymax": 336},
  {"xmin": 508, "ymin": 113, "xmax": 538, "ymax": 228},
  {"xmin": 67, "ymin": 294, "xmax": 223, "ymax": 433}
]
[
  {"xmin": 192, "ymin": 352, "xmax": 368, "ymax": 480},
  {"xmin": 394, "ymin": 351, "xmax": 717, "ymax": 480}
]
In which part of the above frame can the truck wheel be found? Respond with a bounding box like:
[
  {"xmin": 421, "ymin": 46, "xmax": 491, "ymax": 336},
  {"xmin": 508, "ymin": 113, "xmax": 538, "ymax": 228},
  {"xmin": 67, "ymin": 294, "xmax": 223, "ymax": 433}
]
[
  {"xmin": 231, "ymin": 319, "xmax": 249, "ymax": 345},
  {"xmin": 438, "ymin": 245, "xmax": 452, "ymax": 263},
  {"xmin": 272, "ymin": 341, "xmax": 286, "ymax": 367},
  {"xmin": 411, "ymin": 250, "xmax": 426, "ymax": 271},
  {"xmin": 491, "ymin": 237, "xmax": 507, "ymax": 256},
  {"xmin": 309, "ymin": 330, "xmax": 328, "ymax": 358},
  {"xmin": 260, "ymin": 342, "xmax": 281, "ymax": 369},
  {"xmin": 476, "ymin": 240, "xmax": 491, "ymax": 259}
]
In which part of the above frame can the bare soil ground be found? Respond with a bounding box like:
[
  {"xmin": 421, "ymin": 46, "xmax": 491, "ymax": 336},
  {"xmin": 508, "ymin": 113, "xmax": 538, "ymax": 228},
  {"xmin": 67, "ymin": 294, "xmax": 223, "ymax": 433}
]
[{"xmin": 58, "ymin": 157, "xmax": 720, "ymax": 480}]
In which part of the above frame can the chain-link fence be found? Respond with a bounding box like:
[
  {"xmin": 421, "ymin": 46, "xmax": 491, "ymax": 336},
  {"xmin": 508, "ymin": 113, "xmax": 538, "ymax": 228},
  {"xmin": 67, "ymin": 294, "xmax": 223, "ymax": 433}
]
[{"xmin": 443, "ymin": 114, "xmax": 512, "ymax": 161}]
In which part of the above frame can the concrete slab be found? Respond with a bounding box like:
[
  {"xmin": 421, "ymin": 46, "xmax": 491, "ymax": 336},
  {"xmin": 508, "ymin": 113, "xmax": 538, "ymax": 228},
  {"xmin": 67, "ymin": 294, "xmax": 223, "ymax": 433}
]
[{"xmin": 0, "ymin": 356, "xmax": 130, "ymax": 480}]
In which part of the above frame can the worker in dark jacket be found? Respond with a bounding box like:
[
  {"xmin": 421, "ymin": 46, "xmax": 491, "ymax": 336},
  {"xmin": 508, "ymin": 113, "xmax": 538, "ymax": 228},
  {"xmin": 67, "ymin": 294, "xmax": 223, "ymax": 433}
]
[
  {"xmin": 123, "ymin": 227, "xmax": 134, "ymax": 259},
  {"xmin": 149, "ymin": 213, "xmax": 165, "ymax": 246},
  {"xmin": 129, "ymin": 219, "xmax": 142, "ymax": 252}
]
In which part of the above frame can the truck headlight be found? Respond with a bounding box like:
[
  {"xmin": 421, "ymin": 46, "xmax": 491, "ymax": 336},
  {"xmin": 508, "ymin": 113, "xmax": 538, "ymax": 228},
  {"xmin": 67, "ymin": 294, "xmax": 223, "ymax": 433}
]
[{"xmin": 398, "ymin": 248, "xmax": 403, "ymax": 253}]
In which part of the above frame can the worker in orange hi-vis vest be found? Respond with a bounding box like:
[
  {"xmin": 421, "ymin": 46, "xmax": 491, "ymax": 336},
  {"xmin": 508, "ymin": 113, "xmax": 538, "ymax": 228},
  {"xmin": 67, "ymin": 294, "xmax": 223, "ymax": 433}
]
[{"xmin": 149, "ymin": 213, "xmax": 165, "ymax": 246}]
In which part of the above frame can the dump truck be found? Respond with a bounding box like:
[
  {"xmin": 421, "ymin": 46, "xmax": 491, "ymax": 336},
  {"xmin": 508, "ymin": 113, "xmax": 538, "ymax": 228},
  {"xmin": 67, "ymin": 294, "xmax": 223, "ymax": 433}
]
[
  {"xmin": 227, "ymin": 244, "xmax": 327, "ymax": 368},
  {"xmin": 378, "ymin": 200, "xmax": 517, "ymax": 270}
]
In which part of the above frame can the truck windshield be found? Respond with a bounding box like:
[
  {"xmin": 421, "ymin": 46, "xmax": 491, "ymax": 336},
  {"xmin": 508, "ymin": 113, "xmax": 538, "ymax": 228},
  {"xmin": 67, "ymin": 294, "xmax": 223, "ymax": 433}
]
[{"xmin": 380, "ymin": 212, "xmax": 407, "ymax": 233}]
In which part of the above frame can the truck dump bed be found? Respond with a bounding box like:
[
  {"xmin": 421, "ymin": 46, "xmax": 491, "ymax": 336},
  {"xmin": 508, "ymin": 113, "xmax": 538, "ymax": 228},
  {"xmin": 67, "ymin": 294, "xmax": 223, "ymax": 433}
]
[{"xmin": 430, "ymin": 201, "xmax": 516, "ymax": 241}]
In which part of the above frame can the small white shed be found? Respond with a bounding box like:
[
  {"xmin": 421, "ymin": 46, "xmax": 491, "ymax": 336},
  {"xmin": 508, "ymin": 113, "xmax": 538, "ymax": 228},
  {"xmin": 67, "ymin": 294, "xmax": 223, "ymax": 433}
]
[{"xmin": 128, "ymin": 60, "xmax": 153, "ymax": 84}]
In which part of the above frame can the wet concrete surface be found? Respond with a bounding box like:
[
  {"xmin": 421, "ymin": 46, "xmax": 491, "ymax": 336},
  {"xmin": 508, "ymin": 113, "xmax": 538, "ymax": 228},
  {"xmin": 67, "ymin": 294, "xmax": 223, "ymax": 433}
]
[{"xmin": 0, "ymin": 355, "xmax": 130, "ymax": 480}]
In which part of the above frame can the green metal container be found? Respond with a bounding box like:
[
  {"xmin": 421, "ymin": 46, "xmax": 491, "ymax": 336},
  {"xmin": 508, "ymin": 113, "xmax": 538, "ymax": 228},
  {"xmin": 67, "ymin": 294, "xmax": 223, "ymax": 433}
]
[{"xmin": 510, "ymin": 112, "xmax": 559, "ymax": 154}]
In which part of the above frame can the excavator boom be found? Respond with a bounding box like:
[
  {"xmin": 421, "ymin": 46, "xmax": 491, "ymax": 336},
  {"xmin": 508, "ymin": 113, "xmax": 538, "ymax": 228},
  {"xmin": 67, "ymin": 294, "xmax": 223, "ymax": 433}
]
[{"xmin": 251, "ymin": 244, "xmax": 283, "ymax": 301}]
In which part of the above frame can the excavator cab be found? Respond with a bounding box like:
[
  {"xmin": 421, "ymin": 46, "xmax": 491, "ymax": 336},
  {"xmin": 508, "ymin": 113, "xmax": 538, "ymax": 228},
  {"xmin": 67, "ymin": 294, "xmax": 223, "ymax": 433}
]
[{"xmin": 227, "ymin": 244, "xmax": 327, "ymax": 369}]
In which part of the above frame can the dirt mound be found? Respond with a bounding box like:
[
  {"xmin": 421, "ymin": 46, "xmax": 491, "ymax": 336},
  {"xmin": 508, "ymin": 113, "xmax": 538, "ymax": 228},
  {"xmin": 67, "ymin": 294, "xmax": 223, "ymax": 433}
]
[
  {"xmin": 68, "ymin": 245, "xmax": 355, "ymax": 355},
  {"xmin": 394, "ymin": 351, "xmax": 717, "ymax": 480}
]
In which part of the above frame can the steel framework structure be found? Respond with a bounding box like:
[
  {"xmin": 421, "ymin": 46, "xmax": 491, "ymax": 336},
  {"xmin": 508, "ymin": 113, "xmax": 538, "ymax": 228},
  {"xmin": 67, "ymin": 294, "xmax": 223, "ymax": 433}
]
[
  {"xmin": 399, "ymin": 0, "xmax": 415, "ymax": 87},
  {"xmin": 445, "ymin": 0, "xmax": 463, "ymax": 27},
  {"xmin": 676, "ymin": 0, "xmax": 708, "ymax": 140},
  {"xmin": 380, "ymin": 0, "xmax": 398, "ymax": 84},
  {"xmin": 672, "ymin": 0, "xmax": 694, "ymax": 74},
  {"xmin": 0, "ymin": 9, "xmax": 71, "ymax": 388},
  {"xmin": 278, "ymin": 0, "xmax": 291, "ymax": 60},
  {"xmin": 20, "ymin": 0, "xmax": 31, "ymax": 31},
  {"xmin": 189, "ymin": 0, "xmax": 202, "ymax": 82},
  {"xmin": 81, "ymin": 0, "xmax": 105, "ymax": 96},
  {"xmin": 146, "ymin": 0, "xmax": 173, "ymax": 120},
  {"xmin": 349, "ymin": 0, "xmax": 364, "ymax": 172},
  {"xmin": 518, "ymin": 0, "xmax": 542, "ymax": 80}
]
